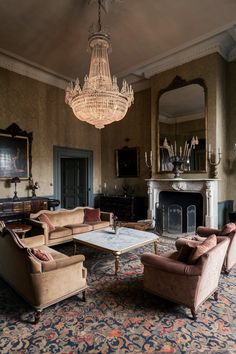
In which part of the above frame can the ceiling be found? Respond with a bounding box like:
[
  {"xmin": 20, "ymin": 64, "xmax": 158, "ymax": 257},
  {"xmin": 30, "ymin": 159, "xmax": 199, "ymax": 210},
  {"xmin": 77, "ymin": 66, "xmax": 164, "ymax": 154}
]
[{"xmin": 0, "ymin": 0, "xmax": 236, "ymax": 87}]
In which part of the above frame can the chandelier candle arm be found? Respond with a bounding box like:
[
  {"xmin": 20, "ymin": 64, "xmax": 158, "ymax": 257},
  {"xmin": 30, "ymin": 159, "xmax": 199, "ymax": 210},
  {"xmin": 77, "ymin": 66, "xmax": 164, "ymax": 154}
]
[{"xmin": 65, "ymin": 0, "xmax": 134, "ymax": 129}]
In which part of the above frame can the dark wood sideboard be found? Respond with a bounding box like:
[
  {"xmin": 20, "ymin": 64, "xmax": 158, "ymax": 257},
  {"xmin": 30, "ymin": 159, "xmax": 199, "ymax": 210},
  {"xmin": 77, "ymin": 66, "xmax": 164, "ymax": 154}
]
[
  {"xmin": 0, "ymin": 197, "xmax": 49, "ymax": 223},
  {"xmin": 99, "ymin": 195, "xmax": 147, "ymax": 221}
]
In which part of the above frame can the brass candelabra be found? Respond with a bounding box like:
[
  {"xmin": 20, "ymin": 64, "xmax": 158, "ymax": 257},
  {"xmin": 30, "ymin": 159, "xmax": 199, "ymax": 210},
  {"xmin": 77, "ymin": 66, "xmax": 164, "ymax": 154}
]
[{"xmin": 162, "ymin": 137, "xmax": 198, "ymax": 178}]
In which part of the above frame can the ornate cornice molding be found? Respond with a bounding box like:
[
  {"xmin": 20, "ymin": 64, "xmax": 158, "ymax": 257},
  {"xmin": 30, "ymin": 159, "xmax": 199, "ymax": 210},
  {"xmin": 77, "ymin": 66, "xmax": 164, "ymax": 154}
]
[
  {"xmin": 0, "ymin": 49, "xmax": 70, "ymax": 90},
  {"xmin": 0, "ymin": 25, "xmax": 236, "ymax": 90},
  {"xmin": 121, "ymin": 25, "xmax": 236, "ymax": 83}
]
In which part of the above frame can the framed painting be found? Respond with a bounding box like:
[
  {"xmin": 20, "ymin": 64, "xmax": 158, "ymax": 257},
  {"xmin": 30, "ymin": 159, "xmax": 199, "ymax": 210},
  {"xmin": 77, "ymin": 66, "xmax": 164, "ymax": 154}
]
[
  {"xmin": 115, "ymin": 147, "xmax": 140, "ymax": 178},
  {"xmin": 0, "ymin": 123, "xmax": 32, "ymax": 179}
]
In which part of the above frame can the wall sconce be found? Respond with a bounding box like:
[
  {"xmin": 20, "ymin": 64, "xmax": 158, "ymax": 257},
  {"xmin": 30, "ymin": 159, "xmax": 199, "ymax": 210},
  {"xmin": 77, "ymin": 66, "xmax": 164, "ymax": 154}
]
[{"xmin": 11, "ymin": 176, "xmax": 21, "ymax": 201}]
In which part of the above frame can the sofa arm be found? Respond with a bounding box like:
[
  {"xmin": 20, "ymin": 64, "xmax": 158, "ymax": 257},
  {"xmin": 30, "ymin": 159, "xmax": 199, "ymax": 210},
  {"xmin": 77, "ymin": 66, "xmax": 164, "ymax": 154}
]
[
  {"xmin": 101, "ymin": 211, "xmax": 113, "ymax": 224},
  {"xmin": 141, "ymin": 253, "xmax": 203, "ymax": 276},
  {"xmin": 27, "ymin": 218, "xmax": 44, "ymax": 228},
  {"xmin": 28, "ymin": 218, "xmax": 49, "ymax": 244},
  {"xmin": 175, "ymin": 238, "xmax": 202, "ymax": 251},
  {"xmin": 21, "ymin": 234, "xmax": 45, "ymax": 248},
  {"xmin": 42, "ymin": 254, "xmax": 85, "ymax": 272},
  {"xmin": 196, "ymin": 226, "xmax": 220, "ymax": 237}
]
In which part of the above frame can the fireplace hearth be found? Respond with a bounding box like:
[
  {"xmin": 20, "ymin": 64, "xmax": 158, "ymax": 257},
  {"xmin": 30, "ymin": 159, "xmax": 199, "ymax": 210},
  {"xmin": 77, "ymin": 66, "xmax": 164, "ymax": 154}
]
[
  {"xmin": 146, "ymin": 178, "xmax": 219, "ymax": 237},
  {"xmin": 156, "ymin": 191, "xmax": 203, "ymax": 235}
]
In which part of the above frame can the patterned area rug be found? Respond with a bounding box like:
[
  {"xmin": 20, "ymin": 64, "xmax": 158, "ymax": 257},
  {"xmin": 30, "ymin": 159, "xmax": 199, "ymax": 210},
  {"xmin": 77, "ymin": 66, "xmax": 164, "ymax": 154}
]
[{"xmin": 0, "ymin": 238, "xmax": 236, "ymax": 353}]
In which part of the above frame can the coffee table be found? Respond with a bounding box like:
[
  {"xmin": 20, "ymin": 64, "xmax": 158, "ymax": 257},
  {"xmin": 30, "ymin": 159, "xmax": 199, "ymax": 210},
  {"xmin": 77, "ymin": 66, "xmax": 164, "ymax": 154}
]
[{"xmin": 73, "ymin": 227, "xmax": 159, "ymax": 275}]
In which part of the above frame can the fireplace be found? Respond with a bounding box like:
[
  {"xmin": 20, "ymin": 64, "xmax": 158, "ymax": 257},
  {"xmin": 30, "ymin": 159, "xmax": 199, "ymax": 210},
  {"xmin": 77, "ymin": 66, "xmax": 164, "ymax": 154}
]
[
  {"xmin": 146, "ymin": 178, "xmax": 219, "ymax": 235},
  {"xmin": 156, "ymin": 191, "xmax": 203, "ymax": 235}
]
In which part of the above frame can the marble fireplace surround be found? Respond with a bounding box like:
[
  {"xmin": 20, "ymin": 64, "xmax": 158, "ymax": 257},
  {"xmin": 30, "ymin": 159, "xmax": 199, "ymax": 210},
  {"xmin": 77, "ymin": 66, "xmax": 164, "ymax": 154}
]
[{"xmin": 146, "ymin": 179, "xmax": 219, "ymax": 231}]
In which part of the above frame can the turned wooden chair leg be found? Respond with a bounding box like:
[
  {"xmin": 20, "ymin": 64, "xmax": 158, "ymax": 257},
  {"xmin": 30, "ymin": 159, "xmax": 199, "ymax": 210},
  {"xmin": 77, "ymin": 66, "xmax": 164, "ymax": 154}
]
[
  {"xmin": 191, "ymin": 308, "xmax": 197, "ymax": 320},
  {"xmin": 35, "ymin": 310, "xmax": 42, "ymax": 324},
  {"xmin": 213, "ymin": 290, "xmax": 219, "ymax": 301}
]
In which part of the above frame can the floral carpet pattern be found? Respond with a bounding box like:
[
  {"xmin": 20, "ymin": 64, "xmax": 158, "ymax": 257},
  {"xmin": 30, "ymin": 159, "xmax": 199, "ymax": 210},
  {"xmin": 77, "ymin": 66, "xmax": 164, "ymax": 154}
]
[{"xmin": 0, "ymin": 238, "xmax": 236, "ymax": 353}]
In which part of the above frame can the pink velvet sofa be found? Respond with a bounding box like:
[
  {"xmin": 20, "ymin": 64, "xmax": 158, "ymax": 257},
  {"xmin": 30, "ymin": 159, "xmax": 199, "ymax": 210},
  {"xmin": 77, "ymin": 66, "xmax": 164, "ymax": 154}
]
[{"xmin": 141, "ymin": 236, "xmax": 229, "ymax": 319}]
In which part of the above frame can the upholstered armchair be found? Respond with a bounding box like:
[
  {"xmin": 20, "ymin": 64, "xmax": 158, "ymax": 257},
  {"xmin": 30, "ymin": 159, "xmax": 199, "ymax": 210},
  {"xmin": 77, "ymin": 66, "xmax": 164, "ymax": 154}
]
[
  {"xmin": 141, "ymin": 236, "xmax": 229, "ymax": 319},
  {"xmin": 195, "ymin": 223, "xmax": 236, "ymax": 274}
]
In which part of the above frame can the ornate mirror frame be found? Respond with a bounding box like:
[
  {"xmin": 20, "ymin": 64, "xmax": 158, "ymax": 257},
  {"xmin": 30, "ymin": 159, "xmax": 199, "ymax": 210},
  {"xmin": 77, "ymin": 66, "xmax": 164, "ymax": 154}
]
[{"xmin": 157, "ymin": 75, "xmax": 208, "ymax": 174}]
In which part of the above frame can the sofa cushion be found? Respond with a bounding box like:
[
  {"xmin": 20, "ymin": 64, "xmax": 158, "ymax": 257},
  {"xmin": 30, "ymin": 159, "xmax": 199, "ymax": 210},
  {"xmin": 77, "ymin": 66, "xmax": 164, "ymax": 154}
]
[
  {"xmin": 65, "ymin": 223, "xmax": 93, "ymax": 234},
  {"xmin": 39, "ymin": 245, "xmax": 68, "ymax": 260},
  {"xmin": 87, "ymin": 220, "xmax": 110, "ymax": 230},
  {"xmin": 188, "ymin": 234, "xmax": 217, "ymax": 264},
  {"xmin": 22, "ymin": 235, "xmax": 45, "ymax": 248},
  {"xmin": 31, "ymin": 248, "xmax": 54, "ymax": 262},
  {"xmin": 84, "ymin": 208, "xmax": 101, "ymax": 222},
  {"xmin": 38, "ymin": 213, "xmax": 55, "ymax": 232},
  {"xmin": 49, "ymin": 226, "xmax": 72, "ymax": 240},
  {"xmin": 27, "ymin": 250, "xmax": 43, "ymax": 273},
  {"xmin": 177, "ymin": 243, "xmax": 195, "ymax": 263},
  {"xmin": 221, "ymin": 223, "xmax": 236, "ymax": 235}
]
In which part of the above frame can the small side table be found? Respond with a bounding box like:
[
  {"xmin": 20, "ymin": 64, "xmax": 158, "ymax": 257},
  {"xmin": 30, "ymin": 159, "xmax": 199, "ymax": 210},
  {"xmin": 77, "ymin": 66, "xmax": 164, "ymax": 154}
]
[{"xmin": 7, "ymin": 223, "xmax": 32, "ymax": 238}]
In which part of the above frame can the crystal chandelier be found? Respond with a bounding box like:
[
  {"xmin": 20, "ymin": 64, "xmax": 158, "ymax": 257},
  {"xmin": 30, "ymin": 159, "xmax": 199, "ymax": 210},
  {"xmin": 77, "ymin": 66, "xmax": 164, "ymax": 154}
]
[{"xmin": 65, "ymin": 0, "xmax": 134, "ymax": 129}]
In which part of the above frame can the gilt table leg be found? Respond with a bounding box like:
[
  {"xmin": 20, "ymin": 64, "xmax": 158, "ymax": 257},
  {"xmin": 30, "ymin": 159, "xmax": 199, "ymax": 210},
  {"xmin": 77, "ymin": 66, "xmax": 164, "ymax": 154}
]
[
  {"xmin": 114, "ymin": 254, "xmax": 120, "ymax": 275},
  {"xmin": 154, "ymin": 240, "xmax": 158, "ymax": 254}
]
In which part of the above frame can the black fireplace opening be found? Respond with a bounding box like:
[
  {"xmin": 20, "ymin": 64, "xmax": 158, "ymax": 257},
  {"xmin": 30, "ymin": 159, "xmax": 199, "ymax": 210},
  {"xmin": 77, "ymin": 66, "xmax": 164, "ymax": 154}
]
[{"xmin": 156, "ymin": 191, "xmax": 203, "ymax": 234}]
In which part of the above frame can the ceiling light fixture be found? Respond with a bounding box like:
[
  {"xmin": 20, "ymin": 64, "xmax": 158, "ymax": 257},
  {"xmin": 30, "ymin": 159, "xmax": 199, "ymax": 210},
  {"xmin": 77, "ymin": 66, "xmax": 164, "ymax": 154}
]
[{"xmin": 65, "ymin": 0, "xmax": 134, "ymax": 129}]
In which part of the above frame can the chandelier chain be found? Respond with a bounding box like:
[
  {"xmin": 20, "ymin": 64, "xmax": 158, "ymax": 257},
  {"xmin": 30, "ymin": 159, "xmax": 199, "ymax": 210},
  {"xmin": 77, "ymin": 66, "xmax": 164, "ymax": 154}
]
[{"xmin": 98, "ymin": 0, "xmax": 102, "ymax": 31}]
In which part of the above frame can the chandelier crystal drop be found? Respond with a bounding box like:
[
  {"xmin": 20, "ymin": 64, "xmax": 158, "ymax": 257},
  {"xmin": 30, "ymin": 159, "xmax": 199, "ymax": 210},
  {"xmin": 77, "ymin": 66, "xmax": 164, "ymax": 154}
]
[{"xmin": 65, "ymin": 0, "xmax": 134, "ymax": 129}]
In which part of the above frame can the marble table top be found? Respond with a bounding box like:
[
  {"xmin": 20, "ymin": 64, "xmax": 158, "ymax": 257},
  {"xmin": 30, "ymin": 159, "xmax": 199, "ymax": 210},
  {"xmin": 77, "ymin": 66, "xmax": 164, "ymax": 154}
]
[{"xmin": 73, "ymin": 227, "xmax": 159, "ymax": 254}]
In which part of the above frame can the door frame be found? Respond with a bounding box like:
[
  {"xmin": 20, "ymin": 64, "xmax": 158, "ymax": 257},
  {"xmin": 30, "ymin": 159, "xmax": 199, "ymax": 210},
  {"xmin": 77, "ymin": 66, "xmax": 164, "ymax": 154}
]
[{"xmin": 53, "ymin": 146, "xmax": 93, "ymax": 206}]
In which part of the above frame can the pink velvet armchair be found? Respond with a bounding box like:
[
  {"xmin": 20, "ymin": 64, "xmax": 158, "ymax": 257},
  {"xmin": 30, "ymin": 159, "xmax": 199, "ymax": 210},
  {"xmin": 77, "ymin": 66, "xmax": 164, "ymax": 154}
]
[
  {"xmin": 196, "ymin": 223, "xmax": 236, "ymax": 274},
  {"xmin": 141, "ymin": 236, "xmax": 229, "ymax": 319}
]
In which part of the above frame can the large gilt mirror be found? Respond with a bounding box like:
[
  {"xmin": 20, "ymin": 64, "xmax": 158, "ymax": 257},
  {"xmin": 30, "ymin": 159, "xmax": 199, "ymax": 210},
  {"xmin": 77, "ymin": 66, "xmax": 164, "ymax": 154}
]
[{"xmin": 158, "ymin": 76, "xmax": 207, "ymax": 173}]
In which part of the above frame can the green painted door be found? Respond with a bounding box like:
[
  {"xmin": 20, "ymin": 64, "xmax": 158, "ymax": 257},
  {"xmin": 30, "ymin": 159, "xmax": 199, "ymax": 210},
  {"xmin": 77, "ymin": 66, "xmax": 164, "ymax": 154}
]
[{"xmin": 61, "ymin": 158, "xmax": 88, "ymax": 208}]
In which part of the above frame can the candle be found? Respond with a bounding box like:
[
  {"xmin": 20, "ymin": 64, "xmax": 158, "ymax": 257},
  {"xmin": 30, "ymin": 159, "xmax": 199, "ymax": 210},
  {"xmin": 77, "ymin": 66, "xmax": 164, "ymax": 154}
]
[
  {"xmin": 145, "ymin": 152, "xmax": 147, "ymax": 163},
  {"xmin": 180, "ymin": 146, "xmax": 182, "ymax": 157},
  {"xmin": 150, "ymin": 151, "xmax": 153, "ymax": 162},
  {"xmin": 183, "ymin": 141, "xmax": 187, "ymax": 157},
  {"xmin": 208, "ymin": 144, "xmax": 211, "ymax": 153},
  {"xmin": 104, "ymin": 182, "xmax": 107, "ymax": 189},
  {"xmin": 174, "ymin": 141, "xmax": 177, "ymax": 156}
]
